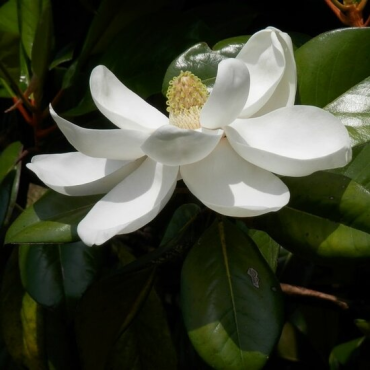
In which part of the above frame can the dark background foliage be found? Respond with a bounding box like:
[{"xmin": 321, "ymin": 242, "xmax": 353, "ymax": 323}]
[{"xmin": 1, "ymin": 0, "xmax": 370, "ymax": 369}]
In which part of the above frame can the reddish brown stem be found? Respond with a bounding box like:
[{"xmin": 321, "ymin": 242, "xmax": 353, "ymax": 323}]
[
  {"xmin": 281, "ymin": 283, "xmax": 350, "ymax": 310},
  {"xmin": 325, "ymin": 0, "xmax": 369, "ymax": 27},
  {"xmin": 36, "ymin": 124, "xmax": 58, "ymax": 139}
]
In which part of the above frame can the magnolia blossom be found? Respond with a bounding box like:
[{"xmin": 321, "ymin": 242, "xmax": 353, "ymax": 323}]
[{"xmin": 27, "ymin": 27, "xmax": 352, "ymax": 246}]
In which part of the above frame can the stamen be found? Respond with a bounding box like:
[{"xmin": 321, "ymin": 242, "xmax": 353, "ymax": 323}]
[{"xmin": 166, "ymin": 71, "xmax": 209, "ymax": 130}]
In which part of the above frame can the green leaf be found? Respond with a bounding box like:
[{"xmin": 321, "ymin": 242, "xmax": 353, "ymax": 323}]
[
  {"xmin": 18, "ymin": 242, "xmax": 106, "ymax": 311},
  {"xmin": 0, "ymin": 142, "xmax": 22, "ymax": 231},
  {"xmin": 332, "ymin": 141, "xmax": 370, "ymax": 192},
  {"xmin": 31, "ymin": 0, "xmax": 54, "ymax": 81},
  {"xmin": 107, "ymin": 289, "xmax": 177, "ymax": 369},
  {"xmin": 63, "ymin": 13, "xmax": 214, "ymax": 116},
  {"xmin": 1, "ymin": 249, "xmax": 77, "ymax": 369},
  {"xmin": 181, "ymin": 218, "xmax": 284, "ymax": 370},
  {"xmin": 257, "ymin": 171, "xmax": 370, "ymax": 264},
  {"xmin": 0, "ymin": 170, "xmax": 19, "ymax": 234},
  {"xmin": 162, "ymin": 30, "xmax": 307, "ymax": 98},
  {"xmin": 5, "ymin": 190, "xmax": 101, "ymax": 244},
  {"xmin": 0, "ymin": 0, "xmax": 18, "ymax": 34},
  {"xmin": 0, "ymin": 141, "xmax": 22, "ymax": 182},
  {"xmin": 49, "ymin": 43, "xmax": 74, "ymax": 70},
  {"xmin": 212, "ymin": 35, "xmax": 250, "ymax": 54},
  {"xmin": 63, "ymin": 0, "xmax": 169, "ymax": 89},
  {"xmin": 276, "ymin": 321, "xmax": 322, "ymax": 365},
  {"xmin": 296, "ymin": 28, "xmax": 370, "ymax": 108},
  {"xmin": 113, "ymin": 203, "xmax": 202, "ymax": 275},
  {"xmin": 325, "ymin": 76, "xmax": 370, "ymax": 147},
  {"xmin": 0, "ymin": 250, "xmax": 46, "ymax": 369},
  {"xmin": 83, "ymin": 0, "xmax": 169, "ymax": 57},
  {"xmin": 75, "ymin": 266, "xmax": 157, "ymax": 370},
  {"xmin": 248, "ymin": 229, "xmax": 280, "ymax": 273},
  {"xmin": 354, "ymin": 319, "xmax": 370, "ymax": 336},
  {"xmin": 17, "ymin": 0, "xmax": 49, "ymax": 59},
  {"xmin": 0, "ymin": 0, "xmax": 20, "ymax": 97},
  {"xmin": 160, "ymin": 203, "xmax": 201, "ymax": 247},
  {"xmin": 235, "ymin": 220, "xmax": 280, "ymax": 272},
  {"xmin": 329, "ymin": 336, "xmax": 365, "ymax": 369}
]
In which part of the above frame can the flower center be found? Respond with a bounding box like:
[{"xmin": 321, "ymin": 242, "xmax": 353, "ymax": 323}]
[{"xmin": 166, "ymin": 71, "xmax": 209, "ymax": 130}]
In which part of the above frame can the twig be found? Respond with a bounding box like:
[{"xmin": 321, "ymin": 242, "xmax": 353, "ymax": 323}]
[
  {"xmin": 324, "ymin": 0, "xmax": 370, "ymax": 27},
  {"xmin": 280, "ymin": 283, "xmax": 350, "ymax": 310}
]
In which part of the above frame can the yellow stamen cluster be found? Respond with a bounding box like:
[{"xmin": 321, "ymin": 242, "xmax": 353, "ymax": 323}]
[{"xmin": 166, "ymin": 71, "xmax": 209, "ymax": 130}]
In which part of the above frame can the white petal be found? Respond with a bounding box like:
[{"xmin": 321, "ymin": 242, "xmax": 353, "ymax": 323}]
[
  {"xmin": 77, "ymin": 158, "xmax": 179, "ymax": 246},
  {"xmin": 200, "ymin": 58, "xmax": 250, "ymax": 129},
  {"xmin": 90, "ymin": 65, "xmax": 168, "ymax": 131},
  {"xmin": 180, "ymin": 139, "xmax": 289, "ymax": 217},
  {"xmin": 27, "ymin": 152, "xmax": 144, "ymax": 196},
  {"xmin": 141, "ymin": 125, "xmax": 223, "ymax": 166},
  {"xmin": 251, "ymin": 28, "xmax": 297, "ymax": 116},
  {"xmin": 50, "ymin": 106, "xmax": 148, "ymax": 160},
  {"xmin": 225, "ymin": 106, "xmax": 352, "ymax": 177},
  {"xmin": 236, "ymin": 28, "xmax": 287, "ymax": 118}
]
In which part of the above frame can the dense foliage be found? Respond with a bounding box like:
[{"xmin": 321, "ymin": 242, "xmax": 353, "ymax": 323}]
[{"xmin": 1, "ymin": 0, "xmax": 370, "ymax": 369}]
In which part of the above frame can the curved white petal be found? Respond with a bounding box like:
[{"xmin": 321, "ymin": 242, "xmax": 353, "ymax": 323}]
[
  {"xmin": 77, "ymin": 158, "xmax": 179, "ymax": 246},
  {"xmin": 180, "ymin": 139, "xmax": 289, "ymax": 217},
  {"xmin": 50, "ymin": 107, "xmax": 148, "ymax": 160},
  {"xmin": 236, "ymin": 28, "xmax": 287, "ymax": 118},
  {"xmin": 225, "ymin": 106, "xmax": 352, "ymax": 177},
  {"xmin": 27, "ymin": 152, "xmax": 144, "ymax": 196},
  {"xmin": 90, "ymin": 65, "xmax": 168, "ymax": 131},
  {"xmin": 141, "ymin": 125, "xmax": 223, "ymax": 166},
  {"xmin": 201, "ymin": 58, "xmax": 250, "ymax": 129},
  {"xmin": 251, "ymin": 28, "xmax": 297, "ymax": 116}
]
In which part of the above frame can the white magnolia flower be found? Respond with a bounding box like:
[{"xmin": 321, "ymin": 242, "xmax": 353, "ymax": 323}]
[{"xmin": 27, "ymin": 27, "xmax": 352, "ymax": 246}]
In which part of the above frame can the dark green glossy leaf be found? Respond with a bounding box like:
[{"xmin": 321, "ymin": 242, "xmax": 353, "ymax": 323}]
[
  {"xmin": 248, "ymin": 229, "xmax": 280, "ymax": 273},
  {"xmin": 181, "ymin": 219, "xmax": 284, "ymax": 370},
  {"xmin": 31, "ymin": 0, "xmax": 53, "ymax": 81},
  {"xmin": 235, "ymin": 220, "xmax": 280, "ymax": 272},
  {"xmin": 162, "ymin": 30, "xmax": 307, "ymax": 97},
  {"xmin": 75, "ymin": 266, "xmax": 156, "ymax": 370},
  {"xmin": 107, "ymin": 289, "xmax": 177, "ymax": 369},
  {"xmin": 160, "ymin": 203, "xmax": 201, "ymax": 246},
  {"xmin": 258, "ymin": 171, "xmax": 370, "ymax": 264},
  {"xmin": 326, "ymin": 76, "xmax": 370, "ymax": 147},
  {"xmin": 111, "ymin": 203, "xmax": 202, "ymax": 275},
  {"xmin": 296, "ymin": 28, "xmax": 370, "ymax": 108},
  {"xmin": 162, "ymin": 43, "xmax": 229, "ymax": 95},
  {"xmin": 332, "ymin": 141, "xmax": 370, "ymax": 192},
  {"xmin": 212, "ymin": 35, "xmax": 250, "ymax": 54},
  {"xmin": 5, "ymin": 190, "xmax": 101, "ymax": 244},
  {"xmin": 18, "ymin": 242, "xmax": 106, "ymax": 311}
]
